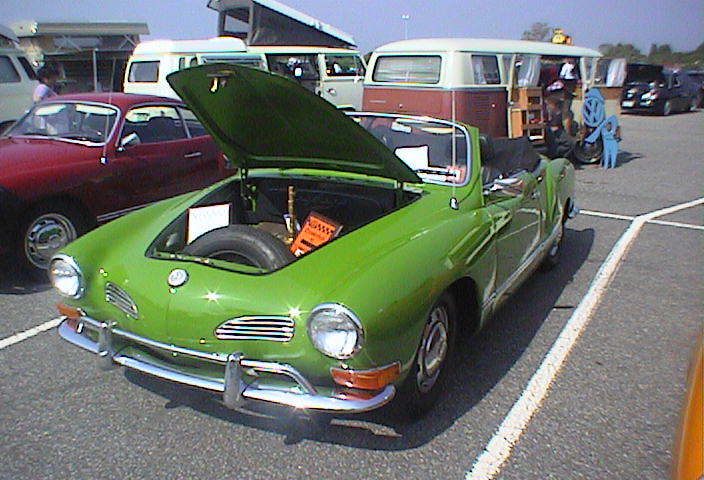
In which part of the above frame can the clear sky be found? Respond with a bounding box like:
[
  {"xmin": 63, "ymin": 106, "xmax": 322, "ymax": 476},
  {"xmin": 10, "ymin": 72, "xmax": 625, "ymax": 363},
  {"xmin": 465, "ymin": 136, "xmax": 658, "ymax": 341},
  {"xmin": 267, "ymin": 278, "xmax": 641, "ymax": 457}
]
[{"xmin": 2, "ymin": 0, "xmax": 702, "ymax": 54}]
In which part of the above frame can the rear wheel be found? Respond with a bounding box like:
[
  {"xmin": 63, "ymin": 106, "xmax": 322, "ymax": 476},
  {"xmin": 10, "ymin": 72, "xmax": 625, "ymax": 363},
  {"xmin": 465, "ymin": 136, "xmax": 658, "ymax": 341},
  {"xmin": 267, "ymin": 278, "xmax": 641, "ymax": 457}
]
[
  {"xmin": 398, "ymin": 293, "xmax": 457, "ymax": 417},
  {"xmin": 183, "ymin": 225, "xmax": 295, "ymax": 270},
  {"xmin": 541, "ymin": 219, "xmax": 564, "ymax": 271},
  {"xmin": 574, "ymin": 136, "xmax": 603, "ymax": 164},
  {"xmin": 689, "ymin": 96, "xmax": 700, "ymax": 112}
]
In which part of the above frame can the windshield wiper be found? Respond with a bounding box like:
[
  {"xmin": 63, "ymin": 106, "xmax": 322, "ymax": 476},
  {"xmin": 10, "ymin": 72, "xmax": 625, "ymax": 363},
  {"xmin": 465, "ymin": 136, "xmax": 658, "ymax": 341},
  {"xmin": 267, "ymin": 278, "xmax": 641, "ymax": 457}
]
[
  {"xmin": 415, "ymin": 167, "xmax": 461, "ymax": 179},
  {"xmin": 19, "ymin": 130, "xmax": 53, "ymax": 137},
  {"xmin": 62, "ymin": 133, "xmax": 102, "ymax": 142}
]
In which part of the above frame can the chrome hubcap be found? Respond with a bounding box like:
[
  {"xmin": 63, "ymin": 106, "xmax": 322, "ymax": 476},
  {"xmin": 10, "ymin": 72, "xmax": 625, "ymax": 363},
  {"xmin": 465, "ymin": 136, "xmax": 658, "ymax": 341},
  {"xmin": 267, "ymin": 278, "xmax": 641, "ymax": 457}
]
[
  {"xmin": 416, "ymin": 304, "xmax": 449, "ymax": 393},
  {"xmin": 25, "ymin": 214, "xmax": 77, "ymax": 269}
]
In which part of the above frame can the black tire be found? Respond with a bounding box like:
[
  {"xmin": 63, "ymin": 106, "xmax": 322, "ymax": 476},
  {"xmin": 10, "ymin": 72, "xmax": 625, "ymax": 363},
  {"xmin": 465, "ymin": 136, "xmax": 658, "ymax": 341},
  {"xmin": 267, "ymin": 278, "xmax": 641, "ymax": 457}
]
[
  {"xmin": 659, "ymin": 100, "xmax": 672, "ymax": 116},
  {"xmin": 541, "ymin": 219, "xmax": 564, "ymax": 271},
  {"xmin": 398, "ymin": 293, "xmax": 457, "ymax": 417},
  {"xmin": 573, "ymin": 136, "xmax": 603, "ymax": 164},
  {"xmin": 689, "ymin": 96, "xmax": 700, "ymax": 112},
  {"xmin": 18, "ymin": 202, "xmax": 88, "ymax": 274},
  {"xmin": 183, "ymin": 225, "xmax": 294, "ymax": 270}
]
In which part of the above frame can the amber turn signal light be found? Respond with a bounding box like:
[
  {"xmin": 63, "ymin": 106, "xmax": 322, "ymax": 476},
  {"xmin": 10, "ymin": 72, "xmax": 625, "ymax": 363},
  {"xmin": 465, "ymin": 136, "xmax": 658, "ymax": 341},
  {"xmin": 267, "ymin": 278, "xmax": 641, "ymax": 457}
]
[
  {"xmin": 331, "ymin": 362, "xmax": 400, "ymax": 391},
  {"xmin": 57, "ymin": 302, "xmax": 82, "ymax": 321}
]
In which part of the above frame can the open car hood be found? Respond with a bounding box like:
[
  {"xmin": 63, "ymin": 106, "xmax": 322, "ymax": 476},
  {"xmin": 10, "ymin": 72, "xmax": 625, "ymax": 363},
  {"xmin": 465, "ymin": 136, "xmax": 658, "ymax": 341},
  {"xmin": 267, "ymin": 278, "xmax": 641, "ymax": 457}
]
[{"xmin": 167, "ymin": 64, "xmax": 420, "ymax": 184}]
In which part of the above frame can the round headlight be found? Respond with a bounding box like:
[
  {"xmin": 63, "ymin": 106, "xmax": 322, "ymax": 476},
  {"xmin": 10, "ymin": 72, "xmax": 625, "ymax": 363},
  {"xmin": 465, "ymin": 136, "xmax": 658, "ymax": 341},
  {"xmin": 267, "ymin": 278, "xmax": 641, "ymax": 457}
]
[
  {"xmin": 49, "ymin": 255, "xmax": 84, "ymax": 298},
  {"xmin": 307, "ymin": 303, "xmax": 364, "ymax": 360}
]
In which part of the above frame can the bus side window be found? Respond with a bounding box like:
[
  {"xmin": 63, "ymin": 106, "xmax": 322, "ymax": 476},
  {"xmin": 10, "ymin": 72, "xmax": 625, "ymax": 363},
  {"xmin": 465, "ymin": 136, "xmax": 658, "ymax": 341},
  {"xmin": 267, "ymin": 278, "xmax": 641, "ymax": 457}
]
[{"xmin": 472, "ymin": 55, "xmax": 500, "ymax": 85}]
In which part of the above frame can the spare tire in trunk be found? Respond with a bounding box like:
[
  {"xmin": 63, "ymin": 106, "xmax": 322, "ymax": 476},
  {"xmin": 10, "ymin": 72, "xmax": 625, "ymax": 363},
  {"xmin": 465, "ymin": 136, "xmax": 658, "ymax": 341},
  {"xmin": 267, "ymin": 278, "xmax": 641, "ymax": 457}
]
[{"xmin": 183, "ymin": 225, "xmax": 295, "ymax": 270}]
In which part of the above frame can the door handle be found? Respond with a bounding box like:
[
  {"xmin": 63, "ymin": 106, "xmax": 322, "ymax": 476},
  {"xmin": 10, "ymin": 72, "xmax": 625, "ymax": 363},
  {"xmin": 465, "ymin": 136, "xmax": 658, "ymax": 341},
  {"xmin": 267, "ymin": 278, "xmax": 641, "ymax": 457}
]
[
  {"xmin": 184, "ymin": 152, "xmax": 202, "ymax": 159},
  {"xmin": 327, "ymin": 88, "xmax": 337, "ymax": 95}
]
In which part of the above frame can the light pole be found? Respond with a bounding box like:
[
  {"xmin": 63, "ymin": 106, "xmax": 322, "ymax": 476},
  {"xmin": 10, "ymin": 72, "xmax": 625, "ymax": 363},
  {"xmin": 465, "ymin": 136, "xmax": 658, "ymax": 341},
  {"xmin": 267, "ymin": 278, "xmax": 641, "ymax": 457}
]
[{"xmin": 402, "ymin": 14, "xmax": 409, "ymax": 40}]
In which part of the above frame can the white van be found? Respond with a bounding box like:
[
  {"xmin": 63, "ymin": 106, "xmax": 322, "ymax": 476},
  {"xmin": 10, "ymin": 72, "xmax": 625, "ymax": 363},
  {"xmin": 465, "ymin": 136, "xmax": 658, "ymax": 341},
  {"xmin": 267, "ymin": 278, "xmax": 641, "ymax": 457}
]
[
  {"xmin": 0, "ymin": 26, "xmax": 38, "ymax": 133},
  {"xmin": 124, "ymin": 38, "xmax": 366, "ymax": 109},
  {"xmin": 124, "ymin": 37, "xmax": 263, "ymax": 99},
  {"xmin": 248, "ymin": 45, "xmax": 366, "ymax": 109}
]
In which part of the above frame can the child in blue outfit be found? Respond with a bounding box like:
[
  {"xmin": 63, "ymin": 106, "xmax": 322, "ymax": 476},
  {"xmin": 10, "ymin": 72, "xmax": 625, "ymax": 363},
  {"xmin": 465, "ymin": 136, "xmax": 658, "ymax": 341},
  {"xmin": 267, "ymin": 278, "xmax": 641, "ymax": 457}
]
[{"xmin": 601, "ymin": 118, "xmax": 621, "ymax": 169}]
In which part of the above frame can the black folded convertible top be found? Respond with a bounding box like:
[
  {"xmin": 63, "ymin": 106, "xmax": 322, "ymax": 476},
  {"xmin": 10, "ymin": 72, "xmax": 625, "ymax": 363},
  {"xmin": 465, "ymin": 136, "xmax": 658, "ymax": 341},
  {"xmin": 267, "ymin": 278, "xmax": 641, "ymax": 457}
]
[{"xmin": 483, "ymin": 136, "xmax": 541, "ymax": 178}]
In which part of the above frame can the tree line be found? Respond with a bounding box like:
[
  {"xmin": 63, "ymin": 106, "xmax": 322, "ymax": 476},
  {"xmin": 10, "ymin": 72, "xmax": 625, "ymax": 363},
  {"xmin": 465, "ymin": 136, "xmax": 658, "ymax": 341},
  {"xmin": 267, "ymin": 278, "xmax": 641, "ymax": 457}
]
[{"xmin": 521, "ymin": 22, "xmax": 703, "ymax": 70}]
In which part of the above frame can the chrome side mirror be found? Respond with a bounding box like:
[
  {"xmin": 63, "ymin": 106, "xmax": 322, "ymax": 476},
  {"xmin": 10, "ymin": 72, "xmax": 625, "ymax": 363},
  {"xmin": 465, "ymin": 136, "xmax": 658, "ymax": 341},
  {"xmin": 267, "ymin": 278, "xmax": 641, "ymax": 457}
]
[
  {"xmin": 117, "ymin": 132, "xmax": 140, "ymax": 152},
  {"xmin": 489, "ymin": 177, "xmax": 525, "ymax": 196}
]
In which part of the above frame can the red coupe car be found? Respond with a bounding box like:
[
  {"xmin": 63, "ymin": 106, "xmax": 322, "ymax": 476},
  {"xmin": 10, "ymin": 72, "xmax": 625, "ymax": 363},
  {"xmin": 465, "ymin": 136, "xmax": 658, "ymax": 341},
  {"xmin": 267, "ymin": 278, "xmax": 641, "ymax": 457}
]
[{"xmin": 0, "ymin": 93, "xmax": 230, "ymax": 273}]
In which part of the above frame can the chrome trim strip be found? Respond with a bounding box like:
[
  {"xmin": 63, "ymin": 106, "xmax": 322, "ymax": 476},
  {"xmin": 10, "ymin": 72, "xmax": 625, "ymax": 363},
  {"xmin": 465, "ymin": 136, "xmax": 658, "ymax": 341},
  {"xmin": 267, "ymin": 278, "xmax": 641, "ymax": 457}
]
[
  {"xmin": 243, "ymin": 384, "xmax": 396, "ymax": 412},
  {"xmin": 240, "ymin": 358, "xmax": 318, "ymax": 394},
  {"xmin": 71, "ymin": 314, "xmax": 229, "ymax": 363},
  {"xmin": 97, "ymin": 202, "xmax": 155, "ymax": 223},
  {"xmin": 57, "ymin": 317, "xmax": 396, "ymax": 413},
  {"xmin": 115, "ymin": 354, "xmax": 226, "ymax": 392},
  {"xmin": 58, "ymin": 319, "xmax": 98, "ymax": 353},
  {"xmin": 483, "ymin": 220, "xmax": 562, "ymax": 313}
]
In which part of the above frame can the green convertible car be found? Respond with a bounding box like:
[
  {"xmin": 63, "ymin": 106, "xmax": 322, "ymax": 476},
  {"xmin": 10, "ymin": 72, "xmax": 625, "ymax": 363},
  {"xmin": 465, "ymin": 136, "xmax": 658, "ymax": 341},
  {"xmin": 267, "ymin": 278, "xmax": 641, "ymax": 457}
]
[{"xmin": 51, "ymin": 64, "xmax": 576, "ymax": 416}]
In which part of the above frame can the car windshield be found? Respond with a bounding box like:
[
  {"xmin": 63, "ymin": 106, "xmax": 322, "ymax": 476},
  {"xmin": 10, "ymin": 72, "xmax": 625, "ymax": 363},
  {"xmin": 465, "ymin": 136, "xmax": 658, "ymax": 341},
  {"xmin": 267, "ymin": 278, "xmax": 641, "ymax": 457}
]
[
  {"xmin": 348, "ymin": 113, "xmax": 470, "ymax": 186},
  {"xmin": 626, "ymin": 64, "xmax": 666, "ymax": 85},
  {"xmin": 7, "ymin": 102, "xmax": 119, "ymax": 144}
]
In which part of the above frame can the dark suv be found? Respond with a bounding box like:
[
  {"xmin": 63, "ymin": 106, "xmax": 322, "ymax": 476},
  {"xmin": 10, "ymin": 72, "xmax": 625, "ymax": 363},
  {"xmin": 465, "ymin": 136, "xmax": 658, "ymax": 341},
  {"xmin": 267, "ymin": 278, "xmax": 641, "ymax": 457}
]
[{"xmin": 621, "ymin": 63, "xmax": 700, "ymax": 115}]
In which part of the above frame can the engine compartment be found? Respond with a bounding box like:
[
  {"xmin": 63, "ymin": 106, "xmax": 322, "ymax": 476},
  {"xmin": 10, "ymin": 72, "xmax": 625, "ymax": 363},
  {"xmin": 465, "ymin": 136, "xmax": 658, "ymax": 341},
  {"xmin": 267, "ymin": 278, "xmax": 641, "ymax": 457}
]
[{"xmin": 148, "ymin": 174, "xmax": 421, "ymax": 272}]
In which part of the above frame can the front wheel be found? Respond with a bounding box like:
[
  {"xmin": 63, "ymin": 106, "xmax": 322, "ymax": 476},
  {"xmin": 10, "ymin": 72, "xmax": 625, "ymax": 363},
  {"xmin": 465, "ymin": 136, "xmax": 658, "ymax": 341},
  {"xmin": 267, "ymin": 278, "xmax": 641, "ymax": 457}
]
[
  {"xmin": 573, "ymin": 136, "xmax": 603, "ymax": 164},
  {"xmin": 659, "ymin": 100, "xmax": 672, "ymax": 116},
  {"xmin": 19, "ymin": 203, "xmax": 88, "ymax": 274},
  {"xmin": 398, "ymin": 293, "xmax": 457, "ymax": 417}
]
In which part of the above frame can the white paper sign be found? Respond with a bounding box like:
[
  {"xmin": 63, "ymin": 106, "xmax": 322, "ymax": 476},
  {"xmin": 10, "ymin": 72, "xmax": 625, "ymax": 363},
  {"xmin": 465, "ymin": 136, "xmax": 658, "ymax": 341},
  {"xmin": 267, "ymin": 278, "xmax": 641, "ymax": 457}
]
[
  {"xmin": 187, "ymin": 203, "xmax": 231, "ymax": 244},
  {"xmin": 394, "ymin": 145, "xmax": 429, "ymax": 170}
]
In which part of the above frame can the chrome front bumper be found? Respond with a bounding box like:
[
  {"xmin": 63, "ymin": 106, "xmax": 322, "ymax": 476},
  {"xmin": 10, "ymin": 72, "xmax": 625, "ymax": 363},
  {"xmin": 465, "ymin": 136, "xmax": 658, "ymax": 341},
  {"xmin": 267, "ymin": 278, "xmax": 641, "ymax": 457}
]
[{"xmin": 57, "ymin": 316, "xmax": 395, "ymax": 413}]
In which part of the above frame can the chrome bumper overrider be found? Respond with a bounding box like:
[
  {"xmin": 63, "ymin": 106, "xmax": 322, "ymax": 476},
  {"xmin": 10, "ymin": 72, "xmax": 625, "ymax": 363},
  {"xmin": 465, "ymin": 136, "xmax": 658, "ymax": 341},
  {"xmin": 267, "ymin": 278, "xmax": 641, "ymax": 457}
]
[{"xmin": 57, "ymin": 317, "xmax": 395, "ymax": 413}]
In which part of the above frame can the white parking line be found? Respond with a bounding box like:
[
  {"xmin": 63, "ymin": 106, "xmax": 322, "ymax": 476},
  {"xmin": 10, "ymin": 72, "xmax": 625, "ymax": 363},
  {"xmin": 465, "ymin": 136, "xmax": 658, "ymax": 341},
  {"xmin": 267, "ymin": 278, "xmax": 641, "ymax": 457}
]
[
  {"xmin": 0, "ymin": 318, "xmax": 62, "ymax": 351},
  {"xmin": 581, "ymin": 209, "xmax": 635, "ymax": 221},
  {"xmin": 581, "ymin": 209, "xmax": 704, "ymax": 231},
  {"xmin": 466, "ymin": 197, "xmax": 704, "ymax": 480},
  {"xmin": 648, "ymin": 219, "xmax": 704, "ymax": 231}
]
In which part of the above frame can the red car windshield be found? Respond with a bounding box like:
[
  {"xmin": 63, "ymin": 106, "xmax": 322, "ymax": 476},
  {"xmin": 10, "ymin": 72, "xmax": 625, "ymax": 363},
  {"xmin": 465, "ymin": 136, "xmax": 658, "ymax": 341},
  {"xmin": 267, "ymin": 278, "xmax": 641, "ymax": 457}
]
[{"xmin": 8, "ymin": 102, "xmax": 119, "ymax": 144}]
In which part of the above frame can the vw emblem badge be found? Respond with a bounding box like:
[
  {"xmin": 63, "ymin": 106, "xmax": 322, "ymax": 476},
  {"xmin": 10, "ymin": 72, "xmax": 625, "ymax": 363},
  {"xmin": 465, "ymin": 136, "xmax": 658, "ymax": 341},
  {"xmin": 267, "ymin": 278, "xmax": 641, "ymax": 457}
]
[{"xmin": 168, "ymin": 269, "xmax": 189, "ymax": 287}]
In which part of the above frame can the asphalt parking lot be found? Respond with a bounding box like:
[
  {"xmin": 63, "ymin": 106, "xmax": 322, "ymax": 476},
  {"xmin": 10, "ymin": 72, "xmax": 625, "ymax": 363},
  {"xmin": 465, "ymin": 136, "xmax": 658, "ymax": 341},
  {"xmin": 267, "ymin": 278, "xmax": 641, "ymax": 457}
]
[{"xmin": 1, "ymin": 110, "xmax": 702, "ymax": 480}]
